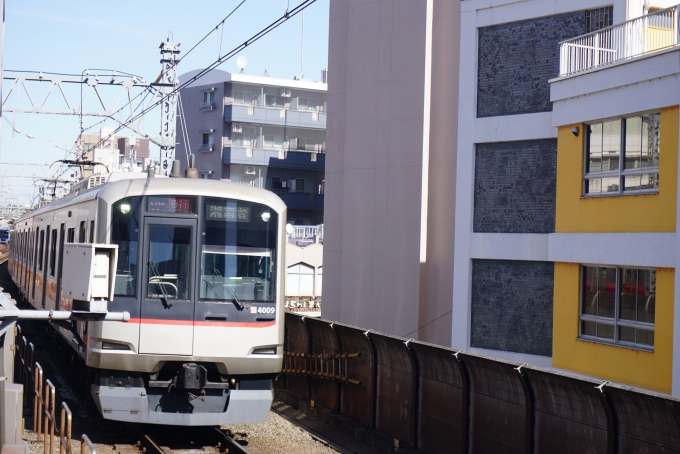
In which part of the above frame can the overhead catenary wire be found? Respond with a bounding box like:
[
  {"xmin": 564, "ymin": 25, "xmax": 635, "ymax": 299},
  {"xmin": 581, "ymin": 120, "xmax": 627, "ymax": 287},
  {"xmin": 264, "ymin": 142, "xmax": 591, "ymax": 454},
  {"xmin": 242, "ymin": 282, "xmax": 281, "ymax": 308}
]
[
  {"xmin": 84, "ymin": 0, "xmax": 319, "ymax": 154},
  {"xmin": 46, "ymin": 0, "xmax": 251, "ymax": 168},
  {"xmin": 180, "ymin": 0, "xmax": 248, "ymax": 65},
  {"xmin": 402, "ymin": 310, "xmax": 453, "ymax": 338},
  {"xmin": 177, "ymin": 92, "xmax": 192, "ymax": 163}
]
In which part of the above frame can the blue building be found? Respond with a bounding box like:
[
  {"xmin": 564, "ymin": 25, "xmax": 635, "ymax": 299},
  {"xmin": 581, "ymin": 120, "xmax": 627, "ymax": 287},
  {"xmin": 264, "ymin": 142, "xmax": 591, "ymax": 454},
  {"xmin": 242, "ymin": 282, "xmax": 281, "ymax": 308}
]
[{"xmin": 176, "ymin": 68, "xmax": 327, "ymax": 225}]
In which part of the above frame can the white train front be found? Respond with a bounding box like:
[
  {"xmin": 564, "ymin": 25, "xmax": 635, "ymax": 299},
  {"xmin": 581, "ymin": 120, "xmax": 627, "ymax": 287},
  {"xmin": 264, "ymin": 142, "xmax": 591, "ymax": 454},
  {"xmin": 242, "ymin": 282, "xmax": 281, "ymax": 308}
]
[{"xmin": 8, "ymin": 176, "xmax": 287, "ymax": 425}]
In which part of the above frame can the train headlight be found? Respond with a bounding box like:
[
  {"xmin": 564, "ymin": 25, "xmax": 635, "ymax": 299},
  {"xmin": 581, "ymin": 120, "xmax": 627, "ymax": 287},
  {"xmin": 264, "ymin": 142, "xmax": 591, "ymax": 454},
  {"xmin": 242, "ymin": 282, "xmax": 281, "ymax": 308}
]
[
  {"xmin": 261, "ymin": 212, "xmax": 271, "ymax": 222},
  {"xmin": 119, "ymin": 203, "xmax": 131, "ymax": 214}
]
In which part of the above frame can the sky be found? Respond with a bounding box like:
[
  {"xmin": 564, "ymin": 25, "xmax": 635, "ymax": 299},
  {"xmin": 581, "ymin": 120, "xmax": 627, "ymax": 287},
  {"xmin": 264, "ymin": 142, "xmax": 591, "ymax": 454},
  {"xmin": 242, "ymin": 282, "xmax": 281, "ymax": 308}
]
[{"xmin": 0, "ymin": 0, "xmax": 329, "ymax": 205}]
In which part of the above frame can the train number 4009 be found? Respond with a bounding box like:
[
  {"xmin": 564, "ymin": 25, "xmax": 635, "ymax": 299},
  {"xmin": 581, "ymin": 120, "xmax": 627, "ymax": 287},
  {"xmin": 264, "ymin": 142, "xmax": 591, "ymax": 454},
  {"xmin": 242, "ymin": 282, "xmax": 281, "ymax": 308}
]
[{"xmin": 251, "ymin": 306, "xmax": 275, "ymax": 315}]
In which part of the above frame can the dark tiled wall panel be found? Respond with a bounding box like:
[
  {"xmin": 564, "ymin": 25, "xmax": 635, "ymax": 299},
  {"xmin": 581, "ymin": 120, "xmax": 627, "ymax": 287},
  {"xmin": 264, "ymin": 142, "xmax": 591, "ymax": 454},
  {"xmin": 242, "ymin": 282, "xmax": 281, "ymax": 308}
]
[
  {"xmin": 477, "ymin": 12, "xmax": 586, "ymax": 117},
  {"xmin": 474, "ymin": 139, "xmax": 557, "ymax": 233},
  {"xmin": 471, "ymin": 260, "xmax": 554, "ymax": 357}
]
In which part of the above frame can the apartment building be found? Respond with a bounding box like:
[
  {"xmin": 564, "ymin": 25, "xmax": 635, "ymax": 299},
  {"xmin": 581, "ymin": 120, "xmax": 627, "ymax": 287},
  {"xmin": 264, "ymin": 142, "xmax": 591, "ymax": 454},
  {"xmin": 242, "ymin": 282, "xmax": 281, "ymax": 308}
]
[
  {"xmin": 326, "ymin": 0, "xmax": 680, "ymax": 396},
  {"xmin": 548, "ymin": 4, "xmax": 680, "ymax": 394},
  {"xmin": 78, "ymin": 128, "xmax": 151, "ymax": 176},
  {"xmin": 324, "ymin": 1, "xmax": 460, "ymax": 344},
  {"xmin": 175, "ymin": 69, "xmax": 327, "ymax": 225}
]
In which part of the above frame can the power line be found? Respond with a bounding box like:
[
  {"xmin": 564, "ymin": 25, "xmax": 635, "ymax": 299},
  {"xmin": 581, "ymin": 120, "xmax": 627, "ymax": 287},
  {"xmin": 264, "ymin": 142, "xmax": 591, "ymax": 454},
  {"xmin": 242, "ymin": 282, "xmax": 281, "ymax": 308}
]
[
  {"xmin": 85, "ymin": 0, "xmax": 318, "ymax": 154},
  {"xmin": 402, "ymin": 310, "xmax": 453, "ymax": 338},
  {"xmin": 180, "ymin": 0, "xmax": 249, "ymax": 64},
  {"xmin": 5, "ymin": 69, "xmax": 145, "ymax": 79}
]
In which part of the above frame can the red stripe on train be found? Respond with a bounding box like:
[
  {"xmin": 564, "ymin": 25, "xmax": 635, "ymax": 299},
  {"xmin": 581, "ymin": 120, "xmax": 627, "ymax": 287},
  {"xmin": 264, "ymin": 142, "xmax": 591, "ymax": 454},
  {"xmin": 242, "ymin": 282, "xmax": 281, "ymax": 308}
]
[{"xmin": 125, "ymin": 318, "xmax": 275, "ymax": 327}]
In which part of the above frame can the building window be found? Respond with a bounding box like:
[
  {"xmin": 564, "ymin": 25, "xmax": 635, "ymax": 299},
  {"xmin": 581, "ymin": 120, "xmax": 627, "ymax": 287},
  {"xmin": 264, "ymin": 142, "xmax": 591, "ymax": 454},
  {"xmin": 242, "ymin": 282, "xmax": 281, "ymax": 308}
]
[
  {"xmin": 265, "ymin": 94, "xmax": 285, "ymax": 108},
  {"xmin": 200, "ymin": 90, "xmax": 216, "ymax": 111},
  {"xmin": 580, "ymin": 266, "xmax": 655, "ymax": 349},
  {"xmin": 286, "ymin": 263, "xmax": 314, "ymax": 296},
  {"xmin": 232, "ymin": 124, "xmax": 257, "ymax": 148},
  {"xmin": 585, "ymin": 6, "xmax": 613, "ymax": 33},
  {"xmin": 199, "ymin": 171, "xmax": 213, "ymax": 180},
  {"xmin": 585, "ymin": 112, "xmax": 660, "ymax": 196},
  {"xmin": 263, "ymin": 135, "xmax": 283, "ymax": 150},
  {"xmin": 298, "ymin": 97, "xmax": 318, "ymax": 111},
  {"xmin": 201, "ymin": 132, "xmax": 214, "ymax": 151},
  {"xmin": 233, "ymin": 91, "xmax": 254, "ymax": 106}
]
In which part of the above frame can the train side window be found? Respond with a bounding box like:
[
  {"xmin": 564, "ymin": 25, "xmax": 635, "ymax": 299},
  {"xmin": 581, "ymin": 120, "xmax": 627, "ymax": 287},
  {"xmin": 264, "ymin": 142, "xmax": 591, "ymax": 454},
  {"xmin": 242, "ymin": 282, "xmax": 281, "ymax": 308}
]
[
  {"xmin": 79, "ymin": 222, "xmax": 86, "ymax": 243},
  {"xmin": 49, "ymin": 229, "xmax": 57, "ymax": 276},
  {"xmin": 112, "ymin": 197, "xmax": 141, "ymax": 297},
  {"xmin": 90, "ymin": 220, "xmax": 95, "ymax": 243},
  {"xmin": 44, "ymin": 227, "xmax": 51, "ymax": 274},
  {"xmin": 67, "ymin": 228, "xmax": 75, "ymax": 243},
  {"xmin": 37, "ymin": 230, "xmax": 45, "ymax": 271}
]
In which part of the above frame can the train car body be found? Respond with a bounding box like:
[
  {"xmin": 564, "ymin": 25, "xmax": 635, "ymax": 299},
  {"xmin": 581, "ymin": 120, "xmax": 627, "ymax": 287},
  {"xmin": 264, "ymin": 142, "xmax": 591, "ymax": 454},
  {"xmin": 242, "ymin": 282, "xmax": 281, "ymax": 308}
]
[
  {"xmin": 8, "ymin": 175, "xmax": 286, "ymax": 425},
  {"xmin": 0, "ymin": 227, "xmax": 10, "ymax": 244}
]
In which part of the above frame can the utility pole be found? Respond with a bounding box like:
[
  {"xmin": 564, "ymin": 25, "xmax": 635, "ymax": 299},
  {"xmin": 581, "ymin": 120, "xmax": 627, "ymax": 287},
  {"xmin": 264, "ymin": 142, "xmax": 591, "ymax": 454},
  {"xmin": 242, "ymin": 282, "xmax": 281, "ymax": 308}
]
[{"xmin": 158, "ymin": 41, "xmax": 180, "ymax": 176}]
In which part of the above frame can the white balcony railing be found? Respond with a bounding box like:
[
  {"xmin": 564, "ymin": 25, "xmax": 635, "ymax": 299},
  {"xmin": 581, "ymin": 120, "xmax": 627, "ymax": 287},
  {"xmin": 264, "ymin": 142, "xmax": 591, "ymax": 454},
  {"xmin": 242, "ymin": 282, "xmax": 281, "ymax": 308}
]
[
  {"xmin": 288, "ymin": 224, "xmax": 324, "ymax": 240},
  {"xmin": 559, "ymin": 5, "xmax": 680, "ymax": 76}
]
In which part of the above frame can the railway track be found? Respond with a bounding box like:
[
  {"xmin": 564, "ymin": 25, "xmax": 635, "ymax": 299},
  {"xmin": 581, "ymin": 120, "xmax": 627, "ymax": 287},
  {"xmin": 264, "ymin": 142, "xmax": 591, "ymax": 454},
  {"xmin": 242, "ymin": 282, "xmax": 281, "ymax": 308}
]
[{"xmin": 124, "ymin": 424, "xmax": 252, "ymax": 454}]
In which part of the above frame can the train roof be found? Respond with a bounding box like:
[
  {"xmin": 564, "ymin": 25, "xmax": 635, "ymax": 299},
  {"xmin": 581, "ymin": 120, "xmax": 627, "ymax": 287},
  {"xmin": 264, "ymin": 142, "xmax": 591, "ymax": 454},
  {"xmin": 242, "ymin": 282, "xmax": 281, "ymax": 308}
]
[{"xmin": 17, "ymin": 176, "xmax": 287, "ymax": 223}]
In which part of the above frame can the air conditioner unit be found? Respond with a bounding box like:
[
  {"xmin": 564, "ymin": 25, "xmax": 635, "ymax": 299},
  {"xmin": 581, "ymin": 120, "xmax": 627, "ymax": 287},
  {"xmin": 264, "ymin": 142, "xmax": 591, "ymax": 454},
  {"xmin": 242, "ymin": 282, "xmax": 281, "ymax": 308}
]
[
  {"xmin": 245, "ymin": 166, "xmax": 256, "ymax": 175},
  {"xmin": 281, "ymin": 88, "xmax": 292, "ymax": 97},
  {"xmin": 232, "ymin": 123, "xmax": 242, "ymax": 133}
]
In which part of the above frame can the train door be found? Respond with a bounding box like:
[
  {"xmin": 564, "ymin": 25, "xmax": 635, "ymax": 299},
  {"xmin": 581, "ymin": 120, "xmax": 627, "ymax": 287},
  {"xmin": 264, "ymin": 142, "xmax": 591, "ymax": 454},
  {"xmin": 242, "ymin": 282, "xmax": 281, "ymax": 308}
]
[
  {"xmin": 138, "ymin": 217, "xmax": 197, "ymax": 355},
  {"xmin": 39, "ymin": 226, "xmax": 50, "ymax": 309},
  {"xmin": 55, "ymin": 224, "xmax": 65, "ymax": 309}
]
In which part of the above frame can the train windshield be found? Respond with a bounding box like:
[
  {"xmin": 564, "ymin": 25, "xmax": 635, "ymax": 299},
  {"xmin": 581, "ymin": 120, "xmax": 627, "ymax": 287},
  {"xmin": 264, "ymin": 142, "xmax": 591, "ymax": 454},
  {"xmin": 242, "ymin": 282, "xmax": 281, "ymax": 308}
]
[{"xmin": 200, "ymin": 198, "xmax": 278, "ymax": 302}]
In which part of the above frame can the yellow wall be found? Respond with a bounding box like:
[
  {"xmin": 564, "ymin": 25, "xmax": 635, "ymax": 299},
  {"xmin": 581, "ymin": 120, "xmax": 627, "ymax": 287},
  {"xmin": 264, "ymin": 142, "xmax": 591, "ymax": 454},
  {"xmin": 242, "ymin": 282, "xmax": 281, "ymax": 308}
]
[
  {"xmin": 553, "ymin": 263, "xmax": 674, "ymax": 393},
  {"xmin": 555, "ymin": 106, "xmax": 678, "ymax": 233}
]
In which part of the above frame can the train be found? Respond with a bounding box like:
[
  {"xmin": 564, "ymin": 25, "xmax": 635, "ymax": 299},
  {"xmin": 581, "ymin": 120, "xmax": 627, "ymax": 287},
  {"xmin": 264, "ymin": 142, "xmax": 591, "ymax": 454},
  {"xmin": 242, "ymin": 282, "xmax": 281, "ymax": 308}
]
[
  {"xmin": 0, "ymin": 227, "xmax": 10, "ymax": 244},
  {"xmin": 8, "ymin": 172, "xmax": 286, "ymax": 425}
]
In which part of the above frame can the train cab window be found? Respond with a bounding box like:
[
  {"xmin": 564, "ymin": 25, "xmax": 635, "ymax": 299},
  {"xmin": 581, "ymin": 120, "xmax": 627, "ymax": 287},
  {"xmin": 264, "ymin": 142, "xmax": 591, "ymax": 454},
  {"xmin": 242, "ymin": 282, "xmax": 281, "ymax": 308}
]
[
  {"xmin": 111, "ymin": 197, "xmax": 141, "ymax": 297},
  {"xmin": 67, "ymin": 228, "xmax": 75, "ymax": 243},
  {"xmin": 79, "ymin": 222, "xmax": 86, "ymax": 243},
  {"xmin": 147, "ymin": 225, "xmax": 192, "ymax": 300},
  {"xmin": 37, "ymin": 230, "xmax": 45, "ymax": 271},
  {"xmin": 90, "ymin": 220, "xmax": 95, "ymax": 243},
  {"xmin": 200, "ymin": 198, "xmax": 278, "ymax": 303},
  {"xmin": 49, "ymin": 229, "xmax": 57, "ymax": 276}
]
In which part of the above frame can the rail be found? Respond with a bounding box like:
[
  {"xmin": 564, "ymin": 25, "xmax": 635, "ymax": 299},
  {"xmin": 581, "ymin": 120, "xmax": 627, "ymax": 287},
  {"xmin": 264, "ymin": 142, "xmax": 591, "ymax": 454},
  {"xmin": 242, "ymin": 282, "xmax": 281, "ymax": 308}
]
[
  {"xmin": 281, "ymin": 313, "xmax": 680, "ymax": 452},
  {"xmin": 560, "ymin": 5, "xmax": 680, "ymax": 76}
]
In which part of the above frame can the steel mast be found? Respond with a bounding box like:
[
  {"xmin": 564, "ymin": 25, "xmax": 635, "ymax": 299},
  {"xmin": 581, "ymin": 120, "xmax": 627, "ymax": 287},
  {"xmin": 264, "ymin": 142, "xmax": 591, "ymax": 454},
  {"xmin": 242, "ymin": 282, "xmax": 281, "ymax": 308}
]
[{"xmin": 158, "ymin": 40, "xmax": 180, "ymax": 176}]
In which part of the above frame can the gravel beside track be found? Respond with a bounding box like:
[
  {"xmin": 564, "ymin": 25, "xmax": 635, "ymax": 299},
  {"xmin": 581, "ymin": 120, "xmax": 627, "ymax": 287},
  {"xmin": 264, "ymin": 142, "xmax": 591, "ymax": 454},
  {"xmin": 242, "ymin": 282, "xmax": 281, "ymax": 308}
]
[{"xmin": 223, "ymin": 411, "xmax": 338, "ymax": 454}]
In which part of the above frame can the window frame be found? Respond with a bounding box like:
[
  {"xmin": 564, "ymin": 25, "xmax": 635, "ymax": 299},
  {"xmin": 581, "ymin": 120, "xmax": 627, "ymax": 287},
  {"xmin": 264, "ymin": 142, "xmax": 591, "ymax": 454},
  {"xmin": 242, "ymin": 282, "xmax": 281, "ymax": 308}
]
[
  {"xmin": 583, "ymin": 111, "xmax": 661, "ymax": 197},
  {"xmin": 579, "ymin": 264, "xmax": 656, "ymax": 351},
  {"xmin": 202, "ymin": 132, "xmax": 214, "ymax": 146}
]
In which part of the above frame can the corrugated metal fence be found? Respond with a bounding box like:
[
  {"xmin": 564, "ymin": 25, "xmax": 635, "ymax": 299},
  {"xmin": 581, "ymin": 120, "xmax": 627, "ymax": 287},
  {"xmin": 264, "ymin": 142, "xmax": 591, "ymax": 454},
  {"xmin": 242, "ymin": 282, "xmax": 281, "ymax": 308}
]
[{"xmin": 282, "ymin": 313, "xmax": 680, "ymax": 453}]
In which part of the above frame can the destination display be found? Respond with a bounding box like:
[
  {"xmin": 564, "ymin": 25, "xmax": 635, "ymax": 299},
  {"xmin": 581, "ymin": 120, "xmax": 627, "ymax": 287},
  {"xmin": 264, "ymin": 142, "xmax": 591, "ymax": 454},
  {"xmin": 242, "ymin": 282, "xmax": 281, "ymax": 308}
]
[
  {"xmin": 147, "ymin": 196, "xmax": 195, "ymax": 214},
  {"xmin": 206, "ymin": 203, "xmax": 250, "ymax": 222}
]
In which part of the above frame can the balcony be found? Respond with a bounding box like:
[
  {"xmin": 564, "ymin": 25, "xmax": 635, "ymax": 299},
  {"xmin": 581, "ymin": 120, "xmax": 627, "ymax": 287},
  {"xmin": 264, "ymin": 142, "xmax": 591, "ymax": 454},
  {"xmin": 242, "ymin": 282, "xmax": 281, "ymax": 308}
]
[
  {"xmin": 198, "ymin": 144, "xmax": 214, "ymax": 152},
  {"xmin": 275, "ymin": 191, "xmax": 325, "ymax": 211},
  {"xmin": 223, "ymin": 147, "xmax": 325, "ymax": 170},
  {"xmin": 559, "ymin": 5, "xmax": 680, "ymax": 77},
  {"xmin": 224, "ymin": 104, "xmax": 326, "ymax": 129},
  {"xmin": 200, "ymin": 102, "xmax": 216, "ymax": 111}
]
